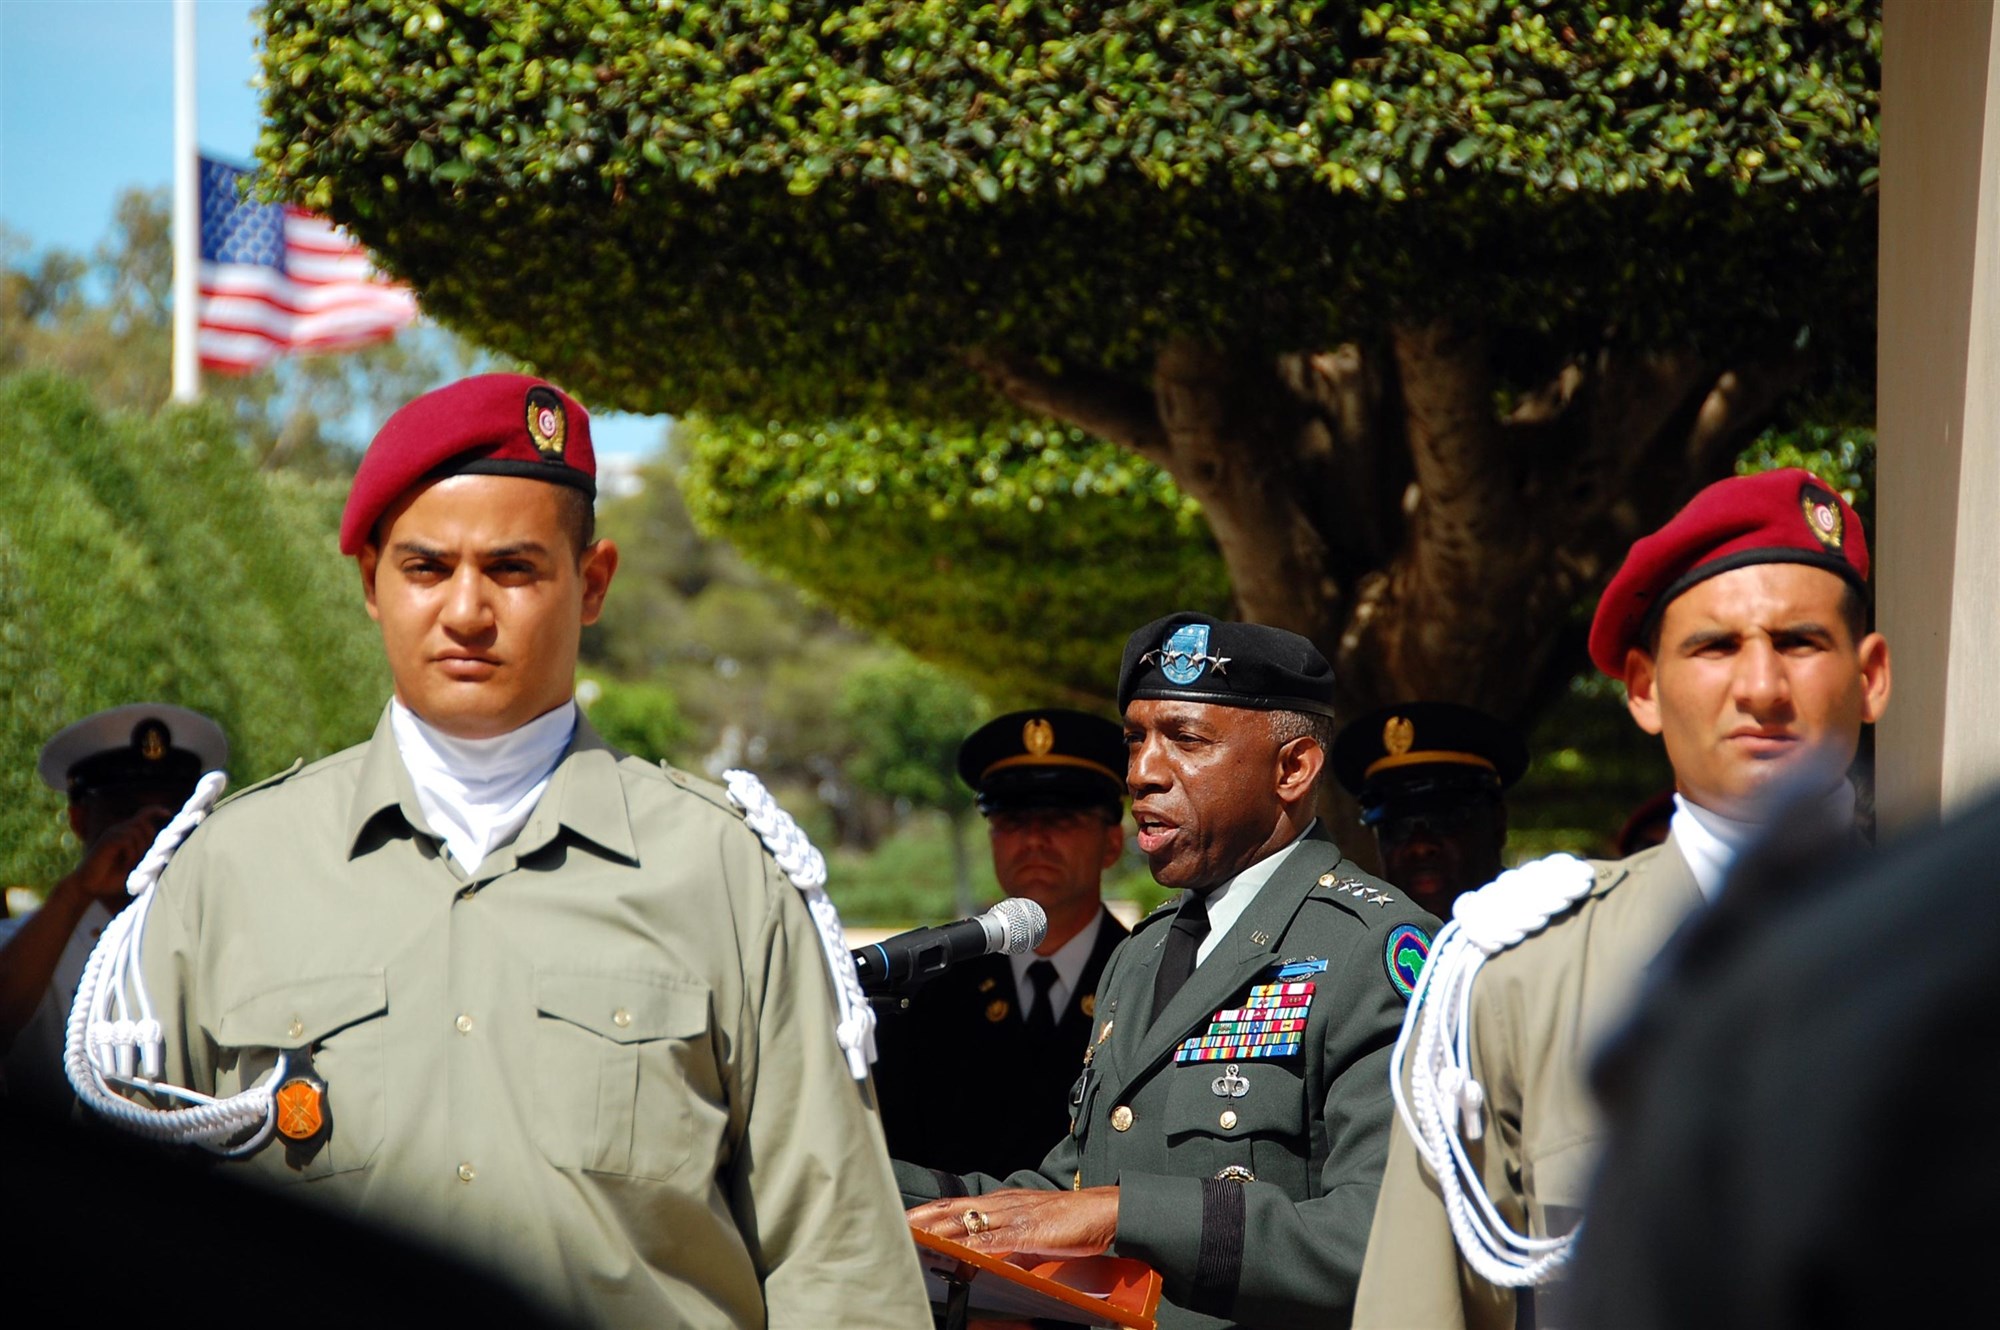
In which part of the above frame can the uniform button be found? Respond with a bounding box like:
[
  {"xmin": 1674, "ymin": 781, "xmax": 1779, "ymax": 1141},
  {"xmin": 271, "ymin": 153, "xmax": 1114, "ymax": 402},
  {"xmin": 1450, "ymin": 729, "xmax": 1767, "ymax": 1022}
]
[
  {"xmin": 1111, "ymin": 1105, "xmax": 1133, "ymax": 1132},
  {"xmin": 457, "ymin": 1162, "xmax": 476, "ymax": 1183},
  {"xmin": 455, "ymin": 1013, "xmax": 474, "ymax": 1034},
  {"xmin": 1220, "ymin": 1110, "xmax": 1239, "ymax": 1131},
  {"xmin": 286, "ymin": 1018, "xmax": 304, "ymax": 1041},
  {"xmin": 612, "ymin": 1008, "xmax": 632, "ymax": 1029}
]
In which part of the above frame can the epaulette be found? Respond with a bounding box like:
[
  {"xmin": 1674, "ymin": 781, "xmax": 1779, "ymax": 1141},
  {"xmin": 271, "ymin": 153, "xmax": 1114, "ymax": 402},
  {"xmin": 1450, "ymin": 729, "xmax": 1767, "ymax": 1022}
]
[
  {"xmin": 212, "ymin": 758, "xmax": 305, "ymax": 811},
  {"xmin": 657, "ymin": 760, "xmax": 748, "ymax": 819},
  {"xmin": 1305, "ymin": 861, "xmax": 1411, "ymax": 924}
]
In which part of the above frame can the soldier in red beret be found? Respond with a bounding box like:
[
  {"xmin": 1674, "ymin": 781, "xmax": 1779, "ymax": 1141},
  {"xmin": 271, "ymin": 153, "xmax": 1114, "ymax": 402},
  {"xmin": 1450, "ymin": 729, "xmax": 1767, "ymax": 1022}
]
[
  {"xmin": 120, "ymin": 375, "xmax": 929, "ymax": 1326},
  {"xmin": 1355, "ymin": 467, "xmax": 1893, "ymax": 1329}
]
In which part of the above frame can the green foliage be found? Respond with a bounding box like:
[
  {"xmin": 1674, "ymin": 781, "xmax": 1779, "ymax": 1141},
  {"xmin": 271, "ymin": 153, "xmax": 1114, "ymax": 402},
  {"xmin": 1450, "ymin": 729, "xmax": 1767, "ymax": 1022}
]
[
  {"xmin": 578, "ymin": 673, "xmax": 692, "ymax": 763},
  {"xmin": 0, "ymin": 372, "xmax": 386, "ymax": 888},
  {"xmin": 837, "ymin": 656, "xmax": 983, "ymax": 814},
  {"xmin": 258, "ymin": 1, "xmax": 1880, "ymax": 423},
  {"xmin": 680, "ymin": 415, "xmax": 1229, "ymax": 701}
]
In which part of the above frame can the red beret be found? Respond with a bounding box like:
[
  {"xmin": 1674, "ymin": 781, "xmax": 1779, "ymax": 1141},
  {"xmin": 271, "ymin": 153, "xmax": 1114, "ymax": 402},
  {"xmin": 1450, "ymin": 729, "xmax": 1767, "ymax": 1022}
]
[
  {"xmin": 339, "ymin": 373, "xmax": 595, "ymax": 554},
  {"xmin": 1588, "ymin": 467, "xmax": 1869, "ymax": 677}
]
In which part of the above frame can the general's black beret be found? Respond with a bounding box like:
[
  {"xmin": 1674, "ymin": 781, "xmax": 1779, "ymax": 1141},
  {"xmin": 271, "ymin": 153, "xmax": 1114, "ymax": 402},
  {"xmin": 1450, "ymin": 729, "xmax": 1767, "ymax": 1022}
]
[
  {"xmin": 1330, "ymin": 701, "xmax": 1527, "ymax": 814},
  {"xmin": 1117, "ymin": 612, "xmax": 1337, "ymax": 718},
  {"xmin": 957, "ymin": 709, "xmax": 1125, "ymax": 814}
]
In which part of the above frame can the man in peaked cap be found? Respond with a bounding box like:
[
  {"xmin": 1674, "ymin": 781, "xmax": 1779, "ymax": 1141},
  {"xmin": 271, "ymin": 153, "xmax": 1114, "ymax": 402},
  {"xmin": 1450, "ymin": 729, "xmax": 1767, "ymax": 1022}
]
[
  {"xmin": 122, "ymin": 375, "xmax": 927, "ymax": 1327},
  {"xmin": 902, "ymin": 612, "xmax": 1441, "ymax": 1330},
  {"xmin": 0, "ymin": 705, "xmax": 226, "ymax": 1110},
  {"xmin": 1331, "ymin": 702, "xmax": 1529, "ymax": 916},
  {"xmin": 1355, "ymin": 468, "xmax": 1892, "ymax": 1330},
  {"xmin": 873, "ymin": 709, "xmax": 1131, "ymax": 1179}
]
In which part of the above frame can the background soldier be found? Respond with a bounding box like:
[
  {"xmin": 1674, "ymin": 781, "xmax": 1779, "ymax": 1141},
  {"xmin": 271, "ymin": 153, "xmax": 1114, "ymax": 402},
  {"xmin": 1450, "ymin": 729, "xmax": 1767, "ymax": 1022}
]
[
  {"xmin": 902, "ymin": 612, "xmax": 1439, "ymax": 1330},
  {"xmin": 873, "ymin": 708, "xmax": 1130, "ymax": 1177},
  {"xmin": 1330, "ymin": 701, "xmax": 1527, "ymax": 916},
  {"xmin": 0, "ymin": 703, "xmax": 225, "ymax": 1110},
  {"xmin": 1355, "ymin": 469, "xmax": 1893, "ymax": 1329}
]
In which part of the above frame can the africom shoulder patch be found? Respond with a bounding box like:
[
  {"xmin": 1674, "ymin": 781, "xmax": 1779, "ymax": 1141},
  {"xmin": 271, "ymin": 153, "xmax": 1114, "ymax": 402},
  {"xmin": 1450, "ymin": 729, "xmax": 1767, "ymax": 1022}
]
[{"xmin": 1385, "ymin": 924, "xmax": 1431, "ymax": 1000}]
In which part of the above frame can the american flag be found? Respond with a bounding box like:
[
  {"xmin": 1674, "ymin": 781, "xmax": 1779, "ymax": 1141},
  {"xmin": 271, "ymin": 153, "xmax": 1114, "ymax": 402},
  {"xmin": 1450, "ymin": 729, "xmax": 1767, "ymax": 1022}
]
[{"xmin": 197, "ymin": 157, "xmax": 419, "ymax": 374}]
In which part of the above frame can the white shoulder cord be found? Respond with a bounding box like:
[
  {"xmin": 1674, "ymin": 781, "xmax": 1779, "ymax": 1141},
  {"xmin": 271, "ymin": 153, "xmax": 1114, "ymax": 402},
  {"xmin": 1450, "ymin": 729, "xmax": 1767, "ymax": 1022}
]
[
  {"xmin": 64, "ymin": 771, "xmax": 289, "ymax": 1154},
  {"xmin": 1389, "ymin": 853, "xmax": 1598, "ymax": 1287},
  {"xmin": 723, "ymin": 769, "xmax": 876, "ymax": 1081}
]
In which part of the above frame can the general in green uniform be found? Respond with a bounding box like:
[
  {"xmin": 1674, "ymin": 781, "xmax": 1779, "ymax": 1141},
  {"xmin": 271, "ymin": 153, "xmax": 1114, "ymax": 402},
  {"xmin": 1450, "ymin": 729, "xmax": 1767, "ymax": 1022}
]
[
  {"xmin": 903, "ymin": 613, "xmax": 1439, "ymax": 1330},
  {"xmin": 131, "ymin": 376, "xmax": 929, "ymax": 1328},
  {"xmin": 1354, "ymin": 469, "xmax": 1893, "ymax": 1329}
]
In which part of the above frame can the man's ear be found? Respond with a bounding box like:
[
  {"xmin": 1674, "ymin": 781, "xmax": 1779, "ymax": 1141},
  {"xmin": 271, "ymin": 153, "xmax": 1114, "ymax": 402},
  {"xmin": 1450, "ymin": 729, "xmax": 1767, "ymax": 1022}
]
[
  {"xmin": 1623, "ymin": 649, "xmax": 1663, "ymax": 736},
  {"xmin": 579, "ymin": 539, "xmax": 619, "ymax": 626},
  {"xmin": 1099, "ymin": 818, "xmax": 1125, "ymax": 870},
  {"xmin": 1275, "ymin": 736, "xmax": 1326, "ymax": 809},
  {"xmin": 1856, "ymin": 631, "xmax": 1892, "ymax": 725},
  {"xmin": 357, "ymin": 545, "xmax": 382, "ymax": 622}
]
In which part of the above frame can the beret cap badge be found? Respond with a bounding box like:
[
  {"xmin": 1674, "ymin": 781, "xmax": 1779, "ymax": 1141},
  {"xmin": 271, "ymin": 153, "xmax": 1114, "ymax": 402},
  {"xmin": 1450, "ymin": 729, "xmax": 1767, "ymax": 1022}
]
[
  {"xmin": 525, "ymin": 386, "xmax": 568, "ymax": 460},
  {"xmin": 1800, "ymin": 482, "xmax": 1844, "ymax": 551}
]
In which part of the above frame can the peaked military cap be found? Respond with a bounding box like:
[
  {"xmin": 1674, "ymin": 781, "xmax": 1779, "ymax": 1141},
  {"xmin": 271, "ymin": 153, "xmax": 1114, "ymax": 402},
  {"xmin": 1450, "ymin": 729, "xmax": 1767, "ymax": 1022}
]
[
  {"xmin": 37, "ymin": 703, "xmax": 227, "ymax": 799},
  {"xmin": 1117, "ymin": 611, "xmax": 1337, "ymax": 718},
  {"xmin": 1331, "ymin": 701, "xmax": 1526, "ymax": 818},
  {"xmin": 957, "ymin": 709, "xmax": 1125, "ymax": 814},
  {"xmin": 1589, "ymin": 467, "xmax": 1869, "ymax": 677},
  {"xmin": 340, "ymin": 373, "xmax": 597, "ymax": 554}
]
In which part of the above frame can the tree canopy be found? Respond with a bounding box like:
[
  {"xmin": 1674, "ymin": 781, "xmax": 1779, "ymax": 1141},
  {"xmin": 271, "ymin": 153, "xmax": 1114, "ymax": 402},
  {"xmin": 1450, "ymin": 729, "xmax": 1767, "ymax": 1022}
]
[
  {"xmin": 260, "ymin": 0, "xmax": 1878, "ymax": 422},
  {"xmin": 0, "ymin": 371, "xmax": 387, "ymax": 889}
]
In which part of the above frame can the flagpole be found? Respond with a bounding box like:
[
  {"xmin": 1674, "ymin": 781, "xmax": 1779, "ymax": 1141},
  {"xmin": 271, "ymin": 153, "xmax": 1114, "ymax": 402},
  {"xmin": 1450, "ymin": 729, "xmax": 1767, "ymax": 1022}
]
[{"xmin": 170, "ymin": 0, "xmax": 200, "ymax": 402}]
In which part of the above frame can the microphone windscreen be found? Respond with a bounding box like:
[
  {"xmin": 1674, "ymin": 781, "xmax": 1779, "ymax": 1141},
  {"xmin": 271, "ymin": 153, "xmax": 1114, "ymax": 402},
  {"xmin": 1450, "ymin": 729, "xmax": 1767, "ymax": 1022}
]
[{"xmin": 987, "ymin": 897, "xmax": 1048, "ymax": 954}]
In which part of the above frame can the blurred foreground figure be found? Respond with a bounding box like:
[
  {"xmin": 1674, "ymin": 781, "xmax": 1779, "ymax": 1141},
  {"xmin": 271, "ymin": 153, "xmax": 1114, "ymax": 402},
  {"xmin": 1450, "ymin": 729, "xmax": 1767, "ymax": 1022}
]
[
  {"xmin": 0, "ymin": 704, "xmax": 225, "ymax": 1111},
  {"xmin": 1574, "ymin": 784, "xmax": 2000, "ymax": 1329},
  {"xmin": 1356, "ymin": 469, "xmax": 1892, "ymax": 1329}
]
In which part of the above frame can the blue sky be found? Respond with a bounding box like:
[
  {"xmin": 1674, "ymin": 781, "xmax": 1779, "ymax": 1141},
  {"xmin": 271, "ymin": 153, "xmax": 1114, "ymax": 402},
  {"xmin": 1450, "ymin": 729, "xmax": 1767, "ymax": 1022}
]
[{"xmin": 0, "ymin": 0, "xmax": 666, "ymax": 458}]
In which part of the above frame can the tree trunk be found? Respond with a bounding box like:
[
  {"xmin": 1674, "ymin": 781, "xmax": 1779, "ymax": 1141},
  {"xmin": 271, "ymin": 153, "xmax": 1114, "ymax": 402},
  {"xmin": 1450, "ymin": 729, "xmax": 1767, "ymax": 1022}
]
[{"xmin": 972, "ymin": 326, "xmax": 1810, "ymax": 875}]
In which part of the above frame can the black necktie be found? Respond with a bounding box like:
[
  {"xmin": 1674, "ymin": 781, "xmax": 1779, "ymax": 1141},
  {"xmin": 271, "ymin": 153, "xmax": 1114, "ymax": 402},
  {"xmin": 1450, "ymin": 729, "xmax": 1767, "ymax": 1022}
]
[
  {"xmin": 1024, "ymin": 960, "xmax": 1059, "ymax": 1038},
  {"xmin": 1151, "ymin": 891, "xmax": 1212, "ymax": 1025}
]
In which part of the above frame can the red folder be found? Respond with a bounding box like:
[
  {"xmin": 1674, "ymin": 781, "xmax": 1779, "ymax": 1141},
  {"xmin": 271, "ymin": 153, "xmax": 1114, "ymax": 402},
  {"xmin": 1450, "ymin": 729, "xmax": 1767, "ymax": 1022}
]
[{"xmin": 911, "ymin": 1224, "xmax": 1163, "ymax": 1328}]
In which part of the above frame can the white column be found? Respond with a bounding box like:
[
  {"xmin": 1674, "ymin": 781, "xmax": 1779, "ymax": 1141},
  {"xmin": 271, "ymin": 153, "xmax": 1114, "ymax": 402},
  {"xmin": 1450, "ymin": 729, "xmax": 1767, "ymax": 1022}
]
[
  {"xmin": 1876, "ymin": 0, "xmax": 2000, "ymax": 828},
  {"xmin": 170, "ymin": 0, "xmax": 200, "ymax": 402}
]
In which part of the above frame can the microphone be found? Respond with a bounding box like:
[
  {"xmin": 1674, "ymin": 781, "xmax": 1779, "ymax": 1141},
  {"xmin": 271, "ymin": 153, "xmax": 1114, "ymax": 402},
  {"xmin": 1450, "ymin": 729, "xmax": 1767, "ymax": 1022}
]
[{"xmin": 852, "ymin": 898, "xmax": 1048, "ymax": 992}]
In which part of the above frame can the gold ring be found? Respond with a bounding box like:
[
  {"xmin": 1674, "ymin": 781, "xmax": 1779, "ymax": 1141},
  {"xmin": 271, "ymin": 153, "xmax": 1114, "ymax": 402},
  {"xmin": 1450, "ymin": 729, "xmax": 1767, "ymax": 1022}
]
[{"xmin": 962, "ymin": 1209, "xmax": 990, "ymax": 1237}]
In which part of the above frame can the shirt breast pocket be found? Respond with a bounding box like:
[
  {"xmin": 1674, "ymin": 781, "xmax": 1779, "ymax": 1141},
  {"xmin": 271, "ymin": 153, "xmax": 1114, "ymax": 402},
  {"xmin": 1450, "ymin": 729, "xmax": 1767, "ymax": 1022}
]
[
  {"xmin": 533, "ymin": 971, "xmax": 719, "ymax": 1182},
  {"xmin": 212, "ymin": 972, "xmax": 388, "ymax": 1181},
  {"xmin": 1163, "ymin": 1060, "xmax": 1308, "ymax": 1193}
]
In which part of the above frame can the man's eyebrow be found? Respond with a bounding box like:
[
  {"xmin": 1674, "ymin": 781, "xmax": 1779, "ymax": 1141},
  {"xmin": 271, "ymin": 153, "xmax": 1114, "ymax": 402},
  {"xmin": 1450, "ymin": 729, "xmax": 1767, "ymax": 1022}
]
[
  {"xmin": 481, "ymin": 541, "xmax": 552, "ymax": 560},
  {"xmin": 1675, "ymin": 626, "xmax": 1740, "ymax": 653},
  {"xmin": 389, "ymin": 540, "xmax": 450, "ymax": 560},
  {"xmin": 1771, "ymin": 620, "xmax": 1837, "ymax": 641}
]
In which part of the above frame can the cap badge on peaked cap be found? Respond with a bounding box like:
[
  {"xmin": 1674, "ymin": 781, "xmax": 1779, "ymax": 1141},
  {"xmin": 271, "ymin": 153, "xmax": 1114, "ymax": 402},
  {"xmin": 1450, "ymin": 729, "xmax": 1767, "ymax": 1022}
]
[
  {"xmin": 1801, "ymin": 481, "xmax": 1844, "ymax": 551},
  {"xmin": 1144, "ymin": 622, "xmax": 1231, "ymax": 686},
  {"xmin": 1023, "ymin": 717, "xmax": 1055, "ymax": 756},
  {"xmin": 135, "ymin": 720, "xmax": 170, "ymax": 762},
  {"xmin": 1383, "ymin": 715, "xmax": 1414, "ymax": 757},
  {"xmin": 525, "ymin": 385, "xmax": 568, "ymax": 460}
]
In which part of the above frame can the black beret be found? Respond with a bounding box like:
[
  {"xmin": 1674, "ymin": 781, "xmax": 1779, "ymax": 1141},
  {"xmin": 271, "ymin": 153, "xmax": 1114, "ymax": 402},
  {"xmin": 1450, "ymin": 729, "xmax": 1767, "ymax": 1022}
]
[
  {"xmin": 1330, "ymin": 701, "xmax": 1527, "ymax": 814},
  {"xmin": 1117, "ymin": 611, "xmax": 1337, "ymax": 718},
  {"xmin": 957, "ymin": 709, "xmax": 1126, "ymax": 814}
]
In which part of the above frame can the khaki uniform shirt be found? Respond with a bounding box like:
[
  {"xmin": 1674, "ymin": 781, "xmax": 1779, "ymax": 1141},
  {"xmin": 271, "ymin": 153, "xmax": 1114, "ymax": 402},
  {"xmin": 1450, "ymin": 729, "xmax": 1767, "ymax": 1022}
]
[
  {"xmin": 141, "ymin": 707, "xmax": 929, "ymax": 1328},
  {"xmin": 1353, "ymin": 837, "xmax": 1702, "ymax": 1330}
]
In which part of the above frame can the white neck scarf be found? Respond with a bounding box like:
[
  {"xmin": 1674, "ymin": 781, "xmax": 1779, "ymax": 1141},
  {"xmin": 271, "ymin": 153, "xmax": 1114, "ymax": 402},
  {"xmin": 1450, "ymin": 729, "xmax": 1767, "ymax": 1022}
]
[
  {"xmin": 389, "ymin": 699, "xmax": 577, "ymax": 874},
  {"xmin": 1670, "ymin": 779, "xmax": 1857, "ymax": 902}
]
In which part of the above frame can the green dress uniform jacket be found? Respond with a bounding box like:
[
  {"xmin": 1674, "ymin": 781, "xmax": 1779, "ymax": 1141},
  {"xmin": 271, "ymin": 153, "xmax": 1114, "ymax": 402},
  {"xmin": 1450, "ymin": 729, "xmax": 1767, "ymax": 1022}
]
[
  {"xmin": 1352, "ymin": 835, "xmax": 1703, "ymax": 1330},
  {"xmin": 897, "ymin": 827, "xmax": 1440, "ymax": 1330},
  {"xmin": 139, "ymin": 707, "xmax": 930, "ymax": 1329}
]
